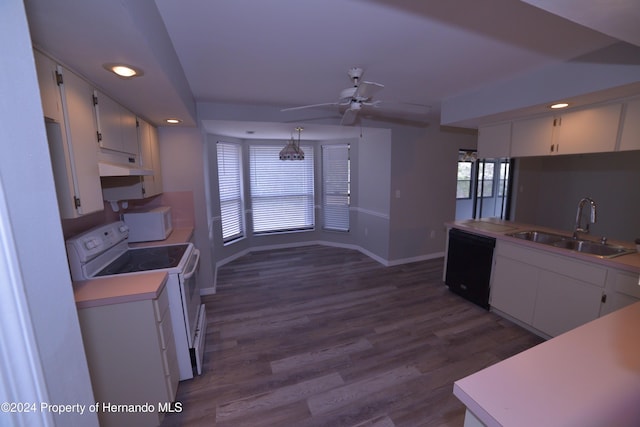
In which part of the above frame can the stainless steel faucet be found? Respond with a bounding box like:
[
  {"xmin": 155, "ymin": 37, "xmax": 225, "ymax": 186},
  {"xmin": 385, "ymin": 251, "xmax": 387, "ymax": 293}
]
[{"xmin": 573, "ymin": 197, "xmax": 597, "ymax": 239}]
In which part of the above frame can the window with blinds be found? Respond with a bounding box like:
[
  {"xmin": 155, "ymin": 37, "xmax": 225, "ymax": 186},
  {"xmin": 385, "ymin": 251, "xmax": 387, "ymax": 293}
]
[
  {"xmin": 216, "ymin": 142, "xmax": 244, "ymax": 242},
  {"xmin": 322, "ymin": 144, "xmax": 350, "ymax": 231},
  {"xmin": 249, "ymin": 145, "xmax": 315, "ymax": 234}
]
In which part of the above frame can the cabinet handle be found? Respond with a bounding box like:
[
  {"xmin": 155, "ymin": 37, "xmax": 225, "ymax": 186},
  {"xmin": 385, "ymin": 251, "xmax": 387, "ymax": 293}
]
[
  {"xmin": 550, "ymin": 144, "xmax": 555, "ymax": 153},
  {"xmin": 601, "ymin": 293, "xmax": 607, "ymax": 303}
]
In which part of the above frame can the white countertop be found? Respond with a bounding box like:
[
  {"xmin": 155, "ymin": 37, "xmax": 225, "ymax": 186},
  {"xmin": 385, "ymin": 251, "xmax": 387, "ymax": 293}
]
[
  {"xmin": 74, "ymin": 271, "xmax": 167, "ymax": 309},
  {"xmin": 453, "ymin": 300, "xmax": 640, "ymax": 427}
]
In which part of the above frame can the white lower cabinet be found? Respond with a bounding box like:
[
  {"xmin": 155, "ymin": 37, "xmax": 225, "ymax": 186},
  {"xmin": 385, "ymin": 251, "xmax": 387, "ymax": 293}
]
[
  {"xmin": 490, "ymin": 241, "xmax": 606, "ymax": 338},
  {"xmin": 600, "ymin": 268, "xmax": 640, "ymax": 316},
  {"xmin": 77, "ymin": 284, "xmax": 179, "ymax": 427},
  {"xmin": 532, "ymin": 269, "xmax": 603, "ymax": 337},
  {"xmin": 490, "ymin": 255, "xmax": 539, "ymax": 324}
]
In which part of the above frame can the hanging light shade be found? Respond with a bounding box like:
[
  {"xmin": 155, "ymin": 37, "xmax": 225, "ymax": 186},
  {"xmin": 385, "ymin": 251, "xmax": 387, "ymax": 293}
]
[{"xmin": 280, "ymin": 127, "xmax": 305, "ymax": 160}]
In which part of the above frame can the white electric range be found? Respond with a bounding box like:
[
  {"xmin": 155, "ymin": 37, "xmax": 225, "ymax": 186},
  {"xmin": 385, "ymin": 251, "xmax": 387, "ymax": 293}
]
[{"xmin": 65, "ymin": 221, "xmax": 206, "ymax": 380}]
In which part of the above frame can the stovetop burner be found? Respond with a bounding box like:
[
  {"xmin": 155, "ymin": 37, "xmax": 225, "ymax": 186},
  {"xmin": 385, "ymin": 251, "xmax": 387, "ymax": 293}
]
[{"xmin": 95, "ymin": 244, "xmax": 188, "ymax": 276}]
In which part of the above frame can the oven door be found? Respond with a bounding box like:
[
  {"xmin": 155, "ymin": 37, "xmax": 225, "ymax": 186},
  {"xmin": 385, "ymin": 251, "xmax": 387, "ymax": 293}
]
[{"xmin": 179, "ymin": 248, "xmax": 201, "ymax": 348}]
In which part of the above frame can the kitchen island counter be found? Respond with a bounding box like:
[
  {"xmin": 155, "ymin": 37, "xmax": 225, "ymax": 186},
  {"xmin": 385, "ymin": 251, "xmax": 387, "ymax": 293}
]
[{"xmin": 454, "ymin": 300, "xmax": 640, "ymax": 427}]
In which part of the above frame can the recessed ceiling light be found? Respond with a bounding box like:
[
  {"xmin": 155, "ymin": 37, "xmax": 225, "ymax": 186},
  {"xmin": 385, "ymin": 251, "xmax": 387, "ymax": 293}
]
[
  {"xmin": 103, "ymin": 63, "xmax": 144, "ymax": 79},
  {"xmin": 165, "ymin": 118, "xmax": 182, "ymax": 124},
  {"xmin": 549, "ymin": 102, "xmax": 569, "ymax": 109}
]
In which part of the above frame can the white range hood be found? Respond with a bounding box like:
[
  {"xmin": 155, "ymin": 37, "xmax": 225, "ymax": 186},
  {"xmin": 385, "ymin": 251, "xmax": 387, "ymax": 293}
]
[
  {"xmin": 98, "ymin": 150, "xmax": 153, "ymax": 177},
  {"xmin": 98, "ymin": 161, "xmax": 153, "ymax": 177}
]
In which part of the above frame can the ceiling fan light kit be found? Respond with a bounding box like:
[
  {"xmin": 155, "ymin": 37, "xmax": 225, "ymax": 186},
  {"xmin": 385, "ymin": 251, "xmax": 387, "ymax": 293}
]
[{"xmin": 279, "ymin": 127, "xmax": 305, "ymax": 160}]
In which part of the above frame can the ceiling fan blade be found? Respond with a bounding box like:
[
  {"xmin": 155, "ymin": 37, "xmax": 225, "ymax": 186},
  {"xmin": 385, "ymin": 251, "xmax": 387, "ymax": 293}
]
[
  {"xmin": 359, "ymin": 101, "xmax": 432, "ymax": 126},
  {"xmin": 281, "ymin": 102, "xmax": 339, "ymax": 112},
  {"xmin": 353, "ymin": 81, "xmax": 384, "ymax": 100},
  {"xmin": 340, "ymin": 108, "xmax": 358, "ymax": 126}
]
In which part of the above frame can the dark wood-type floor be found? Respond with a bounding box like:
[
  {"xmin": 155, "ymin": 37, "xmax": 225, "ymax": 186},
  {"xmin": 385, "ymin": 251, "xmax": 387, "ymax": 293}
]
[{"xmin": 161, "ymin": 245, "xmax": 543, "ymax": 427}]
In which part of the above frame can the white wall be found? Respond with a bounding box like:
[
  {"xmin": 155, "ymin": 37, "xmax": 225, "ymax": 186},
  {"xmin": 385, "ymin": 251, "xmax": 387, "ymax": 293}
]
[
  {"xmin": 157, "ymin": 126, "xmax": 215, "ymax": 292},
  {"xmin": 355, "ymin": 128, "xmax": 392, "ymax": 261},
  {"xmin": 0, "ymin": 2, "xmax": 97, "ymax": 426},
  {"xmin": 389, "ymin": 125, "xmax": 477, "ymax": 262}
]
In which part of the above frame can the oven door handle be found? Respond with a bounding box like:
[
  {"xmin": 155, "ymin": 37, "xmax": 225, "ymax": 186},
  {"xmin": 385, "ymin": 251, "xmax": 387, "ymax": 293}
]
[{"xmin": 183, "ymin": 249, "xmax": 200, "ymax": 280}]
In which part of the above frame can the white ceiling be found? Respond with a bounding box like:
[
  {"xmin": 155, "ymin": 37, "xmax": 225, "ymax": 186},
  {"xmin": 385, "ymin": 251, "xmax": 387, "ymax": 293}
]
[{"xmin": 23, "ymin": 0, "xmax": 640, "ymax": 139}]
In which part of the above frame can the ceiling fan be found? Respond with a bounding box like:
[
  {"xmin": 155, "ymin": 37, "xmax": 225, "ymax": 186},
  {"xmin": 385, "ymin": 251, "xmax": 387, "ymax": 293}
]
[{"xmin": 281, "ymin": 67, "xmax": 392, "ymax": 126}]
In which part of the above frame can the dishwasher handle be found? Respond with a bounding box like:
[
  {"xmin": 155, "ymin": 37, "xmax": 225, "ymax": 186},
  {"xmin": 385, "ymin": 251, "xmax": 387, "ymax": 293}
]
[{"xmin": 449, "ymin": 228, "xmax": 496, "ymax": 248}]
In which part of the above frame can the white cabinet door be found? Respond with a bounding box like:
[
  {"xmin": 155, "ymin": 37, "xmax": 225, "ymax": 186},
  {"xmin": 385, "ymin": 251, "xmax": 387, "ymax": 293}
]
[
  {"xmin": 490, "ymin": 240, "xmax": 607, "ymax": 338},
  {"xmin": 533, "ymin": 270, "xmax": 603, "ymax": 337},
  {"xmin": 34, "ymin": 50, "xmax": 64, "ymax": 123},
  {"xmin": 101, "ymin": 119, "xmax": 162, "ymax": 201},
  {"xmin": 94, "ymin": 91, "xmax": 139, "ymax": 155},
  {"xmin": 619, "ymin": 98, "xmax": 640, "ymax": 151},
  {"xmin": 139, "ymin": 119, "xmax": 162, "ymax": 197},
  {"xmin": 601, "ymin": 269, "xmax": 640, "ymax": 316},
  {"xmin": 554, "ymin": 103, "xmax": 621, "ymax": 155},
  {"xmin": 490, "ymin": 255, "xmax": 539, "ymax": 324},
  {"xmin": 477, "ymin": 122, "xmax": 511, "ymax": 159},
  {"xmin": 78, "ymin": 286, "xmax": 177, "ymax": 427},
  {"xmin": 510, "ymin": 104, "xmax": 622, "ymax": 157},
  {"xmin": 510, "ymin": 116, "xmax": 555, "ymax": 157},
  {"xmin": 57, "ymin": 67, "xmax": 103, "ymax": 217}
]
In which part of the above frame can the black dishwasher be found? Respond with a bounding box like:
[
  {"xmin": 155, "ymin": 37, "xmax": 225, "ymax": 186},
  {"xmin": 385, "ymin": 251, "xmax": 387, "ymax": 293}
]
[{"xmin": 445, "ymin": 228, "xmax": 496, "ymax": 310}]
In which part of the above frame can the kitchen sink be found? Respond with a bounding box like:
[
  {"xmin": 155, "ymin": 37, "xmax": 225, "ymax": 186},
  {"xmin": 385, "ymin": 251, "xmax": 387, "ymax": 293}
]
[
  {"xmin": 507, "ymin": 230, "xmax": 566, "ymax": 245},
  {"xmin": 507, "ymin": 230, "xmax": 636, "ymax": 259},
  {"xmin": 552, "ymin": 239, "xmax": 635, "ymax": 258}
]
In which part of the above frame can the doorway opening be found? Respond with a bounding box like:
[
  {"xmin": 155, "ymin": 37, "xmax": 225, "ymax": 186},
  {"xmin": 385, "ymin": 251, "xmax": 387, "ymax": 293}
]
[{"xmin": 455, "ymin": 150, "xmax": 513, "ymax": 220}]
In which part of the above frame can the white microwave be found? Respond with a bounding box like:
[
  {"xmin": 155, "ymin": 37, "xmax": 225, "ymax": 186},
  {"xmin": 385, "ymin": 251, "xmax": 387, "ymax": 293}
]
[{"xmin": 123, "ymin": 206, "xmax": 173, "ymax": 242}]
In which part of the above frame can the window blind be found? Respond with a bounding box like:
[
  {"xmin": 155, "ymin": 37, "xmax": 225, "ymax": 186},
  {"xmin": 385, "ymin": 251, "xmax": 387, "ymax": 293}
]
[
  {"xmin": 216, "ymin": 142, "xmax": 244, "ymax": 242},
  {"xmin": 249, "ymin": 145, "xmax": 314, "ymax": 233},
  {"xmin": 322, "ymin": 144, "xmax": 350, "ymax": 231}
]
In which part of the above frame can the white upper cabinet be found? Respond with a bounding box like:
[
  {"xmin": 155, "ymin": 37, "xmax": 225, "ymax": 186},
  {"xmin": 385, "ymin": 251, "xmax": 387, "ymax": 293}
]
[
  {"xmin": 52, "ymin": 66, "xmax": 104, "ymax": 217},
  {"xmin": 101, "ymin": 118, "xmax": 163, "ymax": 201},
  {"xmin": 510, "ymin": 115, "xmax": 555, "ymax": 157},
  {"xmin": 619, "ymin": 97, "xmax": 640, "ymax": 151},
  {"xmin": 477, "ymin": 122, "xmax": 511, "ymax": 159},
  {"xmin": 552, "ymin": 103, "xmax": 621, "ymax": 155},
  {"xmin": 507, "ymin": 103, "xmax": 623, "ymax": 158},
  {"xmin": 34, "ymin": 50, "xmax": 64, "ymax": 123},
  {"xmin": 140, "ymin": 119, "xmax": 163, "ymax": 198},
  {"xmin": 93, "ymin": 91, "xmax": 139, "ymax": 155}
]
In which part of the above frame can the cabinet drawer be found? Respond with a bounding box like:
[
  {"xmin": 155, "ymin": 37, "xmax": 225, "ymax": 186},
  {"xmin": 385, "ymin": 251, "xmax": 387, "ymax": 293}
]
[{"xmin": 153, "ymin": 284, "xmax": 170, "ymax": 322}]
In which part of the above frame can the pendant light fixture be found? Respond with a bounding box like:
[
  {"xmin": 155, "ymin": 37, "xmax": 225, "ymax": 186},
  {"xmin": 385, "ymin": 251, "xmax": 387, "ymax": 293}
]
[{"xmin": 279, "ymin": 126, "xmax": 305, "ymax": 160}]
